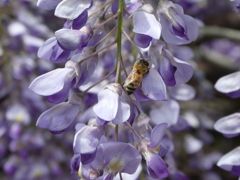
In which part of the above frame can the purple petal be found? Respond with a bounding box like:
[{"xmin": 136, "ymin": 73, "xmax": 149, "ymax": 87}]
[
  {"xmin": 217, "ymin": 146, "xmax": 240, "ymax": 171},
  {"xmin": 133, "ymin": 88, "xmax": 151, "ymax": 102},
  {"xmin": 150, "ymin": 99, "xmax": 180, "ymax": 126},
  {"xmin": 126, "ymin": 2, "xmax": 142, "ymax": 14},
  {"xmin": 142, "ymin": 68, "xmax": 167, "ymax": 101},
  {"xmin": 159, "ymin": 4, "xmax": 199, "ymax": 45},
  {"xmin": 37, "ymin": 37, "xmax": 57, "ymax": 61},
  {"xmin": 214, "ymin": 113, "xmax": 240, "ymax": 137},
  {"xmin": 87, "ymin": 28, "xmax": 106, "ymax": 48},
  {"xmin": 231, "ymin": 165, "xmax": 240, "ymax": 176},
  {"xmin": 46, "ymin": 82, "xmax": 70, "ymax": 103},
  {"xmin": 100, "ymin": 142, "xmax": 142, "ymax": 174},
  {"xmin": 50, "ymin": 43, "xmax": 72, "ymax": 63},
  {"xmin": 215, "ymin": 71, "xmax": 240, "ymax": 94},
  {"xmin": 73, "ymin": 126, "xmax": 102, "ymax": 154},
  {"xmin": 133, "ymin": 11, "xmax": 161, "ymax": 39},
  {"xmin": 81, "ymin": 151, "xmax": 96, "ymax": 165},
  {"xmin": 29, "ymin": 68, "xmax": 73, "ymax": 96},
  {"xmin": 93, "ymin": 89, "xmax": 119, "ymax": 121},
  {"xmin": 158, "ymin": 54, "xmax": 176, "ymax": 86},
  {"xmin": 36, "ymin": 102, "xmax": 79, "ymax": 132},
  {"xmin": 72, "ymin": 9, "xmax": 88, "ymax": 30},
  {"xmin": 134, "ymin": 33, "xmax": 152, "ymax": 48},
  {"xmin": 55, "ymin": 28, "xmax": 90, "ymax": 51},
  {"xmin": 146, "ymin": 153, "xmax": 168, "ymax": 178},
  {"xmin": 70, "ymin": 154, "xmax": 81, "ymax": 174},
  {"xmin": 159, "ymin": 142, "xmax": 169, "ymax": 157},
  {"xmin": 226, "ymin": 89, "xmax": 240, "ymax": 98},
  {"xmin": 169, "ymin": 84, "xmax": 196, "ymax": 101},
  {"xmin": 37, "ymin": 0, "xmax": 62, "ymax": 10},
  {"xmin": 148, "ymin": 123, "xmax": 168, "ymax": 148},
  {"xmin": 165, "ymin": 50, "xmax": 193, "ymax": 84},
  {"xmin": 112, "ymin": 99, "xmax": 130, "ymax": 125},
  {"xmin": 55, "ymin": 0, "xmax": 92, "ymax": 20}
]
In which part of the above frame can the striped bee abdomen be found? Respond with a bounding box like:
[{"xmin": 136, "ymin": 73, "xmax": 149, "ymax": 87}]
[{"xmin": 125, "ymin": 83, "xmax": 136, "ymax": 95}]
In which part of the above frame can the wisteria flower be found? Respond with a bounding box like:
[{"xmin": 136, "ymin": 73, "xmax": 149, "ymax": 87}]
[
  {"xmin": 93, "ymin": 83, "xmax": 130, "ymax": 125},
  {"xmin": 36, "ymin": 91, "xmax": 84, "ymax": 134},
  {"xmin": 217, "ymin": 146, "xmax": 240, "ymax": 176},
  {"xmin": 99, "ymin": 141, "xmax": 142, "ymax": 179},
  {"xmin": 157, "ymin": 0, "xmax": 199, "ymax": 45},
  {"xmin": 214, "ymin": 113, "xmax": 240, "ymax": 138},
  {"xmin": 150, "ymin": 41, "xmax": 194, "ymax": 86},
  {"xmin": 29, "ymin": 60, "xmax": 78, "ymax": 103},
  {"xmin": 55, "ymin": 0, "xmax": 93, "ymax": 20},
  {"xmin": 55, "ymin": 25, "xmax": 93, "ymax": 51},
  {"xmin": 138, "ymin": 123, "xmax": 169, "ymax": 178},
  {"xmin": 215, "ymin": 71, "xmax": 240, "ymax": 98},
  {"xmin": 133, "ymin": 4, "xmax": 161, "ymax": 48},
  {"xmin": 73, "ymin": 118, "xmax": 103, "ymax": 164},
  {"xmin": 38, "ymin": 37, "xmax": 72, "ymax": 63}
]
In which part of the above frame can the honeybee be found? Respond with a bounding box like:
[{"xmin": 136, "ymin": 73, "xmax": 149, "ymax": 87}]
[{"xmin": 123, "ymin": 59, "xmax": 150, "ymax": 95}]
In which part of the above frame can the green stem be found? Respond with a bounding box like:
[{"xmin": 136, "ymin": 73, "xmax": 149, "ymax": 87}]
[
  {"xmin": 115, "ymin": 125, "xmax": 119, "ymax": 141},
  {"xmin": 115, "ymin": 0, "xmax": 124, "ymax": 84}
]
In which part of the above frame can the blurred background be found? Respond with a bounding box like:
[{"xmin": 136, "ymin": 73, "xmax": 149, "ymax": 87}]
[{"xmin": 1, "ymin": 0, "xmax": 240, "ymax": 180}]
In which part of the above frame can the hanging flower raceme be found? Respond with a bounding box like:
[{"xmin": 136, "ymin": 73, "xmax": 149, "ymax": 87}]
[
  {"xmin": 93, "ymin": 83, "xmax": 131, "ymax": 125},
  {"xmin": 133, "ymin": 4, "xmax": 162, "ymax": 48},
  {"xmin": 157, "ymin": 0, "xmax": 199, "ymax": 45}
]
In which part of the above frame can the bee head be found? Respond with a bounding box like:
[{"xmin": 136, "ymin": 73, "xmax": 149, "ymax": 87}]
[{"xmin": 139, "ymin": 59, "xmax": 149, "ymax": 67}]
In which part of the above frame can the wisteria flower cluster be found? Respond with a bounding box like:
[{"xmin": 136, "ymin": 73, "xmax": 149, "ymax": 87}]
[
  {"xmin": 26, "ymin": 0, "xmax": 199, "ymax": 179},
  {"xmin": 5, "ymin": 0, "xmax": 240, "ymax": 180}
]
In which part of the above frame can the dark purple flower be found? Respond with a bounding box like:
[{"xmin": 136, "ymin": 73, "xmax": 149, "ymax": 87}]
[
  {"xmin": 150, "ymin": 42, "xmax": 194, "ymax": 86},
  {"xmin": 157, "ymin": 0, "xmax": 199, "ymax": 45},
  {"xmin": 138, "ymin": 123, "xmax": 169, "ymax": 178}
]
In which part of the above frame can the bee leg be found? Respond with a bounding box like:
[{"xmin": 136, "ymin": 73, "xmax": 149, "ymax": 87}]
[{"xmin": 140, "ymin": 83, "xmax": 148, "ymax": 96}]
